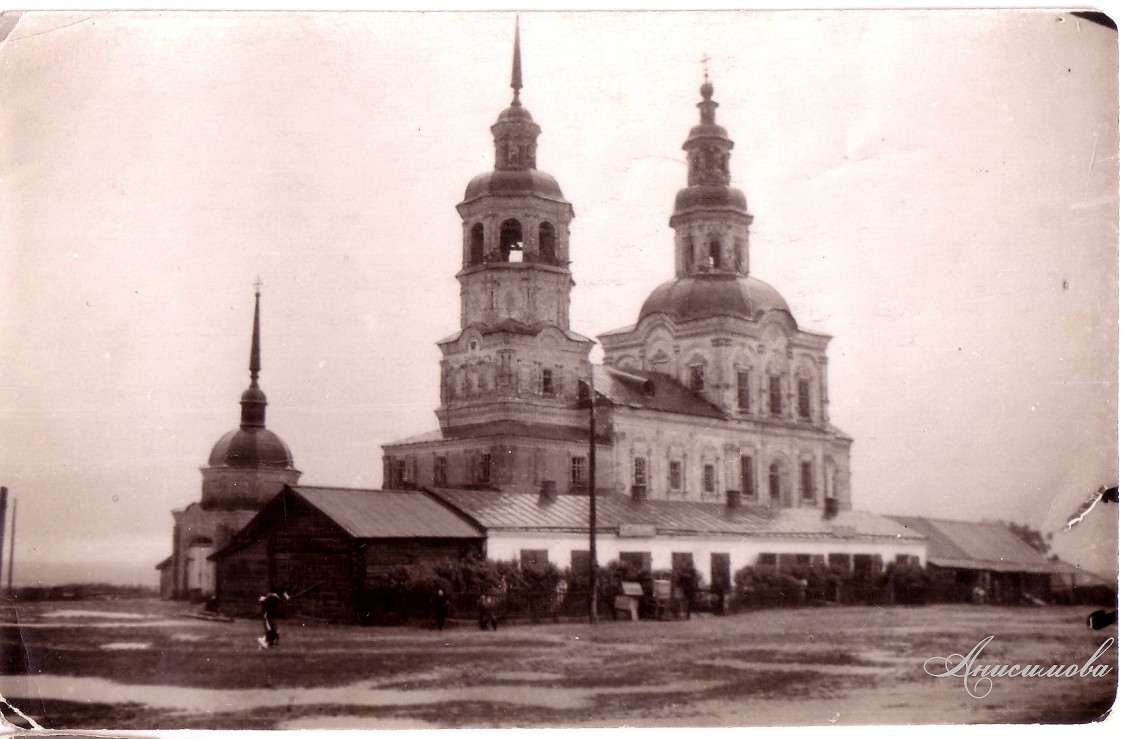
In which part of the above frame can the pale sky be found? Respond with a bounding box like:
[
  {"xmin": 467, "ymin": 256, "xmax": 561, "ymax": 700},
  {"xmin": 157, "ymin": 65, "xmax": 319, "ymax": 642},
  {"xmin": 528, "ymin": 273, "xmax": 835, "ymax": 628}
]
[{"xmin": 0, "ymin": 10, "xmax": 1117, "ymax": 585}]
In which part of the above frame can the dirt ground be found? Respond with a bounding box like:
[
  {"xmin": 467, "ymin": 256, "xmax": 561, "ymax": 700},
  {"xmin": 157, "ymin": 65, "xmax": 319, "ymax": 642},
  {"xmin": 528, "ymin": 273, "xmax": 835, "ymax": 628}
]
[{"xmin": 0, "ymin": 598, "xmax": 1116, "ymax": 729}]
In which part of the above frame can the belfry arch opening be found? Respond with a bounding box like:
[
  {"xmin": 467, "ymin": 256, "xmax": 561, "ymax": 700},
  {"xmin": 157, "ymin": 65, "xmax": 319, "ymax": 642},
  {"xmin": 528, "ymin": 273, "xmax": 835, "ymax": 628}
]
[
  {"xmin": 469, "ymin": 223, "xmax": 485, "ymax": 265},
  {"xmin": 709, "ymin": 238, "xmax": 722, "ymax": 270},
  {"xmin": 539, "ymin": 222, "xmax": 557, "ymax": 263},
  {"xmin": 500, "ymin": 219, "xmax": 524, "ymax": 262}
]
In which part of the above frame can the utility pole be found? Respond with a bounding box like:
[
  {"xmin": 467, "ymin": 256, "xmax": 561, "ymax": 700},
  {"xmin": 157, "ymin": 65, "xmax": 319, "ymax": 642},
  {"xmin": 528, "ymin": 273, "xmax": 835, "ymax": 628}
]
[
  {"xmin": 6, "ymin": 498, "xmax": 15, "ymax": 593},
  {"xmin": 587, "ymin": 368, "xmax": 598, "ymax": 625},
  {"xmin": 0, "ymin": 487, "xmax": 8, "ymax": 594}
]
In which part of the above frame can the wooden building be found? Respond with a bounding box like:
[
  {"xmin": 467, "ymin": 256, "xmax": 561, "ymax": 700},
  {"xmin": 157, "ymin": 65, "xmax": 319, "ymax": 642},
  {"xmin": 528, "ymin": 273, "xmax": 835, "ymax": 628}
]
[
  {"xmin": 210, "ymin": 485, "xmax": 484, "ymax": 622},
  {"xmin": 891, "ymin": 516, "xmax": 1060, "ymax": 604}
]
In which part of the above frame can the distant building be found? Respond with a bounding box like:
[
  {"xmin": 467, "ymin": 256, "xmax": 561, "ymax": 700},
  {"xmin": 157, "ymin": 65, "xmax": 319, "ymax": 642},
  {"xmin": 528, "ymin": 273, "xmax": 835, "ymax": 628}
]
[{"xmin": 161, "ymin": 290, "xmax": 301, "ymax": 600}]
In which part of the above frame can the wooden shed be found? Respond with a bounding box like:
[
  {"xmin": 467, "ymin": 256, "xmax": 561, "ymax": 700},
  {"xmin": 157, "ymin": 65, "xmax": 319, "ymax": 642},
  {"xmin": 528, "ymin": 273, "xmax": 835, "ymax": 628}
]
[
  {"xmin": 210, "ymin": 485, "xmax": 484, "ymax": 622},
  {"xmin": 891, "ymin": 516, "xmax": 1060, "ymax": 604}
]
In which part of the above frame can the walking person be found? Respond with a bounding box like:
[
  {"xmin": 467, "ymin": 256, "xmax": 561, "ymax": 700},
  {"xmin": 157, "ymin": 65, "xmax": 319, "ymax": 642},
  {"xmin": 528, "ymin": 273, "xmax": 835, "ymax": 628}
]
[
  {"xmin": 258, "ymin": 587, "xmax": 290, "ymax": 649},
  {"xmin": 433, "ymin": 587, "xmax": 450, "ymax": 631}
]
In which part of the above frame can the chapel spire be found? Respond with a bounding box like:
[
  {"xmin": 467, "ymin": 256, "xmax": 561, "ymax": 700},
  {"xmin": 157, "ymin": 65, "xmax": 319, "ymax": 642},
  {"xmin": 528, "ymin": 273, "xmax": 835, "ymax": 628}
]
[{"xmin": 239, "ymin": 282, "xmax": 268, "ymax": 430}]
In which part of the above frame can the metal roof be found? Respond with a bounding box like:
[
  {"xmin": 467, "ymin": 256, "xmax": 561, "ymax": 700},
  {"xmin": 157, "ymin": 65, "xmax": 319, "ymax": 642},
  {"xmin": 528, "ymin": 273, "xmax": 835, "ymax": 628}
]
[
  {"xmin": 429, "ymin": 488, "xmax": 922, "ymax": 542},
  {"xmin": 890, "ymin": 516, "xmax": 1060, "ymax": 574},
  {"xmin": 594, "ymin": 365, "xmax": 727, "ymax": 420},
  {"xmin": 291, "ymin": 486, "xmax": 483, "ymax": 539}
]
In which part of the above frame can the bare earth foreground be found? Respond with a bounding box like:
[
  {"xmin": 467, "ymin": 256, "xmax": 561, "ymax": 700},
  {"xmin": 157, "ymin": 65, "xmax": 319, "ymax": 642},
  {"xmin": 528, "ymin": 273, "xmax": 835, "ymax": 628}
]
[{"xmin": 0, "ymin": 598, "xmax": 1116, "ymax": 729}]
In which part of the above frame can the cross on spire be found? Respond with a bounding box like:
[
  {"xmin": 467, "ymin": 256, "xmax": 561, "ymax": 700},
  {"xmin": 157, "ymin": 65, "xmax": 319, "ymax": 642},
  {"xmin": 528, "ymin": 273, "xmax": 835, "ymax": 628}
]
[
  {"xmin": 701, "ymin": 52, "xmax": 712, "ymax": 82},
  {"xmin": 253, "ymin": 276, "xmax": 263, "ymax": 296}
]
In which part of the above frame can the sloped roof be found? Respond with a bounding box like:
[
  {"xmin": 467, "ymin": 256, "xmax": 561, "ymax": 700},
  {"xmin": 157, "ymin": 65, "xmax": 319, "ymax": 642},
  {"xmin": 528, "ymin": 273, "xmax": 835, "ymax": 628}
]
[
  {"xmin": 890, "ymin": 516, "xmax": 1060, "ymax": 574},
  {"xmin": 594, "ymin": 365, "xmax": 726, "ymax": 420},
  {"xmin": 429, "ymin": 488, "xmax": 921, "ymax": 542},
  {"xmin": 291, "ymin": 486, "xmax": 483, "ymax": 539}
]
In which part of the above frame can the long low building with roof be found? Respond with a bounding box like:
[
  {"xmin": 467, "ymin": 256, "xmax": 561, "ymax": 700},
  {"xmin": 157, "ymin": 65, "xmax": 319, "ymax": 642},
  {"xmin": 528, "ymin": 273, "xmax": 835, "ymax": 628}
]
[
  {"xmin": 888, "ymin": 516, "xmax": 1061, "ymax": 604},
  {"xmin": 427, "ymin": 486, "xmax": 926, "ymax": 585}
]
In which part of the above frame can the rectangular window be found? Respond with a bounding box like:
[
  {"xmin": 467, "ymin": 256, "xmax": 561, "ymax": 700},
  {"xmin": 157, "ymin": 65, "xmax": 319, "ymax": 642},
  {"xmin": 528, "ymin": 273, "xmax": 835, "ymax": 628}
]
[
  {"xmin": 570, "ymin": 456, "xmax": 588, "ymax": 487},
  {"xmin": 757, "ymin": 553, "xmax": 778, "ymax": 568},
  {"xmin": 689, "ymin": 365, "xmax": 705, "ymax": 393},
  {"xmin": 795, "ymin": 554, "xmax": 812, "ymax": 566},
  {"xmin": 570, "ymin": 550, "xmax": 591, "ymax": 578},
  {"xmin": 740, "ymin": 455, "xmax": 755, "ymax": 497},
  {"xmin": 737, "ymin": 371, "xmax": 751, "ymax": 412},
  {"xmin": 710, "ymin": 552, "xmax": 732, "ymax": 589},
  {"xmin": 672, "ymin": 552, "xmax": 694, "ymax": 573},
  {"xmin": 669, "ymin": 461, "xmax": 682, "ymax": 490},
  {"xmin": 703, "ymin": 464, "xmax": 716, "ymax": 493},
  {"xmin": 383, "ymin": 458, "xmax": 393, "ymax": 489},
  {"xmin": 433, "ymin": 456, "xmax": 447, "ymax": 486},
  {"xmin": 798, "ymin": 378, "xmax": 811, "ymax": 419},
  {"xmin": 619, "ymin": 551, "xmax": 652, "ymax": 575},
  {"xmin": 395, "ymin": 460, "xmax": 407, "ymax": 488},
  {"xmin": 475, "ymin": 453, "xmax": 492, "ymax": 484},
  {"xmin": 769, "ymin": 376, "xmax": 783, "ymax": 416},
  {"xmin": 520, "ymin": 549, "xmax": 549, "ymax": 568},
  {"xmin": 800, "ymin": 461, "xmax": 816, "ymax": 501},
  {"xmin": 828, "ymin": 553, "xmax": 852, "ymax": 572},
  {"xmin": 633, "ymin": 457, "xmax": 647, "ymax": 487},
  {"xmin": 541, "ymin": 368, "xmax": 554, "ymax": 395}
]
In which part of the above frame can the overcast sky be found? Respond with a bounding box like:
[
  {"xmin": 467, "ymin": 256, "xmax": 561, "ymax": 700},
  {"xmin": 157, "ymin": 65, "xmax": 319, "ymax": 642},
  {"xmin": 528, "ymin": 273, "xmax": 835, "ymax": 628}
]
[{"xmin": 0, "ymin": 10, "xmax": 1117, "ymax": 585}]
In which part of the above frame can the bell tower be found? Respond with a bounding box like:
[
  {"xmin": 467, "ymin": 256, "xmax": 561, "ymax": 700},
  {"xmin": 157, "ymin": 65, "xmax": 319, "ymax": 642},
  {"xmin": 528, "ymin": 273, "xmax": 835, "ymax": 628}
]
[
  {"xmin": 455, "ymin": 21, "xmax": 576, "ymax": 332},
  {"xmin": 435, "ymin": 19, "xmax": 593, "ymax": 434}
]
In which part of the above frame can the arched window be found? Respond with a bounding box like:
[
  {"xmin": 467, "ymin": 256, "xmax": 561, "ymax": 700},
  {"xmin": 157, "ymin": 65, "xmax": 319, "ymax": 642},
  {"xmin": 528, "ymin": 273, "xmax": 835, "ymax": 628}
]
[
  {"xmin": 500, "ymin": 219, "xmax": 523, "ymax": 262},
  {"xmin": 797, "ymin": 378, "xmax": 812, "ymax": 420},
  {"xmin": 768, "ymin": 463, "xmax": 781, "ymax": 503},
  {"xmin": 709, "ymin": 239, "xmax": 722, "ymax": 269},
  {"xmin": 538, "ymin": 222, "xmax": 556, "ymax": 263},
  {"xmin": 469, "ymin": 223, "xmax": 484, "ymax": 265}
]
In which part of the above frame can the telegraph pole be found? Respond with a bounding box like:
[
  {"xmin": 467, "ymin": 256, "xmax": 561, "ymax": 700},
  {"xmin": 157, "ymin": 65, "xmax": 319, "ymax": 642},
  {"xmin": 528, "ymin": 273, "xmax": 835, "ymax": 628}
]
[
  {"xmin": 0, "ymin": 487, "xmax": 8, "ymax": 594},
  {"xmin": 6, "ymin": 498, "xmax": 15, "ymax": 593},
  {"xmin": 587, "ymin": 368, "xmax": 598, "ymax": 625}
]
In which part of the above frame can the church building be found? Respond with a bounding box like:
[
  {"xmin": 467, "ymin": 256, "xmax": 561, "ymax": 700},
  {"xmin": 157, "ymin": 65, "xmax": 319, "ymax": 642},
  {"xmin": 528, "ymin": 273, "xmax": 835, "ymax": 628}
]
[
  {"xmin": 380, "ymin": 32, "xmax": 922, "ymax": 579},
  {"xmin": 160, "ymin": 289, "xmax": 301, "ymax": 599}
]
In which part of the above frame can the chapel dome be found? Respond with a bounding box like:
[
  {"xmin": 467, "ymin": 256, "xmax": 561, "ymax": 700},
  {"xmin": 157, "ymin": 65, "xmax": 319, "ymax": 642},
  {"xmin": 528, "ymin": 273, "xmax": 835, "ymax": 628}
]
[
  {"xmin": 639, "ymin": 273, "xmax": 792, "ymax": 324},
  {"xmin": 208, "ymin": 428, "xmax": 295, "ymax": 470}
]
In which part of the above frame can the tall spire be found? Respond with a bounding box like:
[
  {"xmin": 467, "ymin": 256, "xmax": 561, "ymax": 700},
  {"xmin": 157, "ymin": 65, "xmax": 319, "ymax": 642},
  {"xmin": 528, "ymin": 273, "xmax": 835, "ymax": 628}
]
[
  {"xmin": 240, "ymin": 280, "xmax": 267, "ymax": 430},
  {"xmin": 249, "ymin": 277, "xmax": 262, "ymax": 387},
  {"xmin": 510, "ymin": 15, "xmax": 523, "ymax": 105}
]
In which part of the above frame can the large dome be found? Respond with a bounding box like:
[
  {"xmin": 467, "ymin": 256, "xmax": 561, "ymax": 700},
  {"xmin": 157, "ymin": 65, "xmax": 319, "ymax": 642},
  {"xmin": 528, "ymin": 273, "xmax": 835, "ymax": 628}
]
[
  {"xmin": 208, "ymin": 428, "xmax": 295, "ymax": 470},
  {"xmin": 639, "ymin": 273, "xmax": 793, "ymax": 324}
]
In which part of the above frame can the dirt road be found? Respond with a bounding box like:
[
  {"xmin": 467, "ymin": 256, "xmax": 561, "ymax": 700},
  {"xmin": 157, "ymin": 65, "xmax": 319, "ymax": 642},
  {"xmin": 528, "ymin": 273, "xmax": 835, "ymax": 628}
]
[{"xmin": 0, "ymin": 599, "xmax": 1115, "ymax": 729}]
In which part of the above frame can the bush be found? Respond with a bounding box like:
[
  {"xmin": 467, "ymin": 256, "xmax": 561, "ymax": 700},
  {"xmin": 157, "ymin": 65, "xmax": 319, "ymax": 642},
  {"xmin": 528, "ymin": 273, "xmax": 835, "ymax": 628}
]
[
  {"xmin": 880, "ymin": 561, "xmax": 930, "ymax": 605},
  {"xmin": 735, "ymin": 565, "xmax": 804, "ymax": 608}
]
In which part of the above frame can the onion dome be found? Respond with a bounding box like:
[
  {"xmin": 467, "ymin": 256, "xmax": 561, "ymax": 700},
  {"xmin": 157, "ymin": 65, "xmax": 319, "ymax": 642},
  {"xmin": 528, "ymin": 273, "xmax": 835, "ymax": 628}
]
[
  {"xmin": 672, "ymin": 79, "xmax": 747, "ymax": 221},
  {"xmin": 207, "ymin": 288, "xmax": 297, "ymax": 471}
]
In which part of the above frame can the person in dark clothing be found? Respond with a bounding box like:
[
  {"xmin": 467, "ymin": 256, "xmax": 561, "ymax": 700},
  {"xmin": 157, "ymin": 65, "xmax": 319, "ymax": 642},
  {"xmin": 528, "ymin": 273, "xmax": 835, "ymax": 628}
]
[
  {"xmin": 433, "ymin": 588, "xmax": 450, "ymax": 631},
  {"xmin": 478, "ymin": 593, "xmax": 499, "ymax": 631},
  {"xmin": 258, "ymin": 587, "xmax": 290, "ymax": 649}
]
